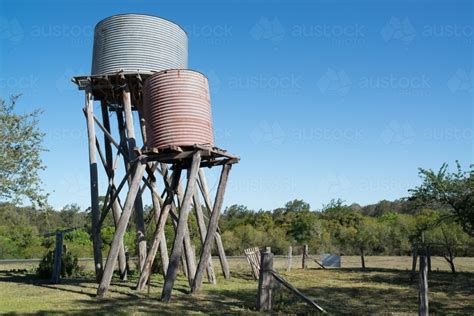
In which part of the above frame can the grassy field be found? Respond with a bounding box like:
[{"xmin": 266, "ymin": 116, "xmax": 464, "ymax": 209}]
[{"xmin": 0, "ymin": 256, "xmax": 473, "ymax": 315}]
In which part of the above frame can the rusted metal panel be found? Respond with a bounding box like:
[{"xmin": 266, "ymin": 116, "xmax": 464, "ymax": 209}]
[
  {"xmin": 143, "ymin": 69, "xmax": 214, "ymax": 149},
  {"xmin": 91, "ymin": 14, "xmax": 188, "ymax": 75}
]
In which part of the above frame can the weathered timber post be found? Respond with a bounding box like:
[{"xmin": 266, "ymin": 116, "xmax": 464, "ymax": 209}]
[
  {"xmin": 166, "ymin": 165, "xmax": 197, "ymax": 285},
  {"xmin": 137, "ymin": 110, "xmax": 170, "ymax": 278},
  {"xmin": 411, "ymin": 244, "xmax": 418, "ymax": 281},
  {"xmin": 286, "ymin": 246, "xmax": 292, "ymax": 272},
  {"xmin": 149, "ymin": 177, "xmax": 170, "ymax": 276},
  {"xmin": 122, "ymin": 87, "xmax": 147, "ymax": 272},
  {"xmin": 419, "ymin": 255, "xmax": 429, "ymax": 316},
  {"xmin": 257, "ymin": 247, "xmax": 274, "ymax": 312},
  {"xmin": 191, "ymin": 164, "xmax": 231, "ymax": 293},
  {"xmin": 302, "ymin": 244, "xmax": 308, "ymax": 269},
  {"xmin": 51, "ymin": 232, "xmax": 64, "ymax": 284},
  {"xmin": 97, "ymin": 161, "xmax": 147, "ymax": 297},
  {"xmin": 100, "ymin": 101, "xmax": 127, "ymax": 280},
  {"xmin": 84, "ymin": 89, "xmax": 103, "ymax": 281},
  {"xmin": 193, "ymin": 190, "xmax": 217, "ymax": 284},
  {"xmin": 136, "ymin": 169, "xmax": 182, "ymax": 291},
  {"xmin": 162, "ymin": 151, "xmax": 202, "ymax": 302},
  {"xmin": 198, "ymin": 169, "xmax": 231, "ymax": 280}
]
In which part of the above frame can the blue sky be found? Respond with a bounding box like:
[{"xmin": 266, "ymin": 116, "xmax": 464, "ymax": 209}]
[{"xmin": 0, "ymin": 0, "xmax": 472, "ymax": 211}]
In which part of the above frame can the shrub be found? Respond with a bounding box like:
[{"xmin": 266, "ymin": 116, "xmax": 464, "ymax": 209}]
[{"xmin": 37, "ymin": 245, "xmax": 79, "ymax": 279}]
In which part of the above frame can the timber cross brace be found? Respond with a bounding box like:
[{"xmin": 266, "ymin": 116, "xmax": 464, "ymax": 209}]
[{"xmin": 76, "ymin": 75, "xmax": 238, "ymax": 300}]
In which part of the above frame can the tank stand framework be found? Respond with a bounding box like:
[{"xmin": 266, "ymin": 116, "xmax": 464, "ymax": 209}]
[
  {"xmin": 96, "ymin": 148, "xmax": 237, "ymax": 298},
  {"xmin": 76, "ymin": 74, "xmax": 238, "ymax": 300}
]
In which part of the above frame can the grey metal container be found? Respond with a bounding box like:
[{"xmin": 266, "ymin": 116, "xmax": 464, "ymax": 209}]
[{"xmin": 91, "ymin": 14, "xmax": 188, "ymax": 75}]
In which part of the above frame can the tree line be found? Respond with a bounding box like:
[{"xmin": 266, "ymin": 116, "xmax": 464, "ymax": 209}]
[{"xmin": 1, "ymin": 196, "xmax": 472, "ymax": 272}]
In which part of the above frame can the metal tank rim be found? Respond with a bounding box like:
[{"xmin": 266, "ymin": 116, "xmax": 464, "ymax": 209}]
[
  {"xmin": 94, "ymin": 13, "xmax": 188, "ymax": 36},
  {"xmin": 145, "ymin": 68, "xmax": 210, "ymax": 82}
]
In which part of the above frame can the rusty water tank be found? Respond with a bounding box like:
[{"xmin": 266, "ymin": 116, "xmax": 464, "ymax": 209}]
[
  {"xmin": 143, "ymin": 69, "xmax": 214, "ymax": 150},
  {"xmin": 91, "ymin": 14, "xmax": 188, "ymax": 75}
]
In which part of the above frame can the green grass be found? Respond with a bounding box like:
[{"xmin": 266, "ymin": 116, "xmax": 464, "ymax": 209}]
[{"xmin": 0, "ymin": 256, "xmax": 473, "ymax": 315}]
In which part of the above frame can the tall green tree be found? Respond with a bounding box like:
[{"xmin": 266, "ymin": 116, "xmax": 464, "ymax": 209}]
[
  {"xmin": 409, "ymin": 162, "xmax": 474, "ymax": 237},
  {"xmin": 0, "ymin": 96, "xmax": 46, "ymax": 205}
]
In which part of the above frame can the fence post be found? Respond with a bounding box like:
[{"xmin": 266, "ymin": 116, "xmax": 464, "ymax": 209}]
[
  {"xmin": 410, "ymin": 244, "xmax": 418, "ymax": 281},
  {"xmin": 302, "ymin": 244, "xmax": 308, "ymax": 269},
  {"xmin": 419, "ymin": 255, "xmax": 429, "ymax": 316},
  {"xmin": 51, "ymin": 232, "xmax": 64, "ymax": 284},
  {"xmin": 257, "ymin": 247, "xmax": 273, "ymax": 312},
  {"xmin": 286, "ymin": 246, "xmax": 292, "ymax": 272}
]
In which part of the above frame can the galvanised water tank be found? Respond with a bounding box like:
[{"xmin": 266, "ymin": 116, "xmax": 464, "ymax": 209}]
[
  {"xmin": 143, "ymin": 69, "xmax": 214, "ymax": 150},
  {"xmin": 91, "ymin": 14, "xmax": 188, "ymax": 75}
]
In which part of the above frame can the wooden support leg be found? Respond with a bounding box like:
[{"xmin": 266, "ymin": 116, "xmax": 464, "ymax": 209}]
[
  {"xmin": 193, "ymin": 190, "xmax": 216, "ymax": 285},
  {"xmin": 136, "ymin": 106, "xmax": 170, "ymax": 278},
  {"xmin": 191, "ymin": 164, "xmax": 231, "ymax": 293},
  {"xmin": 162, "ymin": 151, "xmax": 202, "ymax": 302},
  {"xmin": 122, "ymin": 87, "xmax": 147, "ymax": 272},
  {"xmin": 198, "ymin": 169, "xmax": 231, "ymax": 280},
  {"xmin": 182, "ymin": 233, "xmax": 196, "ymax": 284},
  {"xmin": 150, "ymin": 178, "xmax": 170, "ymax": 276},
  {"xmin": 100, "ymin": 101, "xmax": 127, "ymax": 280},
  {"xmin": 159, "ymin": 234, "xmax": 169, "ymax": 275},
  {"xmin": 170, "ymin": 192, "xmax": 197, "ymax": 285},
  {"xmin": 97, "ymin": 161, "xmax": 146, "ymax": 297},
  {"xmin": 84, "ymin": 90, "xmax": 103, "ymax": 281},
  {"xmin": 162, "ymin": 164, "xmax": 197, "ymax": 285},
  {"xmin": 136, "ymin": 169, "xmax": 181, "ymax": 291}
]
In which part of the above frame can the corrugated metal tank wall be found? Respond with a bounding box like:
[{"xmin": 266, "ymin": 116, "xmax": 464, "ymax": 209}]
[
  {"xmin": 91, "ymin": 14, "xmax": 188, "ymax": 75},
  {"xmin": 143, "ymin": 69, "xmax": 214, "ymax": 149}
]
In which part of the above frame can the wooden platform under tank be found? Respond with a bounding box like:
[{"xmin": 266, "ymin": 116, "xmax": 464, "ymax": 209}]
[
  {"xmin": 138, "ymin": 144, "xmax": 240, "ymax": 169},
  {"xmin": 72, "ymin": 71, "xmax": 155, "ymax": 109}
]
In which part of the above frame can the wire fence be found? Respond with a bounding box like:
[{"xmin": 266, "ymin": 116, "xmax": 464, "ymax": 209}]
[{"xmin": 2, "ymin": 255, "xmax": 473, "ymax": 273}]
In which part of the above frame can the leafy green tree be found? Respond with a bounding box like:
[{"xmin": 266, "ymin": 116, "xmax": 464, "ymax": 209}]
[
  {"xmin": 285, "ymin": 199, "xmax": 310, "ymax": 213},
  {"xmin": 0, "ymin": 96, "xmax": 46, "ymax": 205},
  {"xmin": 409, "ymin": 162, "xmax": 474, "ymax": 237},
  {"xmin": 425, "ymin": 219, "xmax": 471, "ymax": 273},
  {"xmin": 288, "ymin": 211, "xmax": 318, "ymax": 244},
  {"xmin": 60, "ymin": 204, "xmax": 87, "ymax": 229}
]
